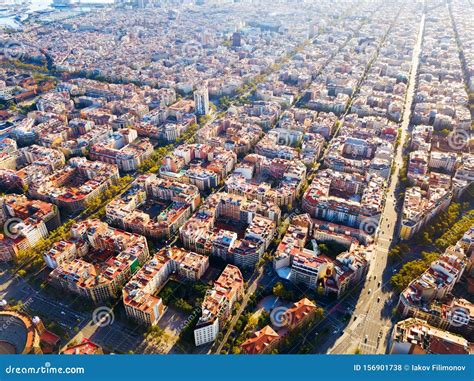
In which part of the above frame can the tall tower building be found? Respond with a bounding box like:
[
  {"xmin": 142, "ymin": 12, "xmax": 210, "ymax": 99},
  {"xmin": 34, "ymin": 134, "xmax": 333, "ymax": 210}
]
[
  {"xmin": 194, "ymin": 84, "xmax": 210, "ymax": 116},
  {"xmin": 232, "ymin": 32, "xmax": 242, "ymax": 47}
]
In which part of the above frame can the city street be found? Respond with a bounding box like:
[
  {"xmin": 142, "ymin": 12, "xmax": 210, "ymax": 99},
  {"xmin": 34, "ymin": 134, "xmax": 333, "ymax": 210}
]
[
  {"xmin": 328, "ymin": 13, "xmax": 426, "ymax": 354},
  {"xmin": 0, "ymin": 265, "xmax": 145, "ymax": 353}
]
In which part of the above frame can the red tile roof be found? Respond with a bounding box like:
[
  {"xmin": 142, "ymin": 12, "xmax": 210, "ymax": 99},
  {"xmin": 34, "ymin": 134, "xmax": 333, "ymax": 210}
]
[
  {"xmin": 241, "ymin": 325, "xmax": 280, "ymax": 354},
  {"xmin": 286, "ymin": 298, "xmax": 317, "ymax": 328},
  {"xmin": 62, "ymin": 338, "xmax": 103, "ymax": 355}
]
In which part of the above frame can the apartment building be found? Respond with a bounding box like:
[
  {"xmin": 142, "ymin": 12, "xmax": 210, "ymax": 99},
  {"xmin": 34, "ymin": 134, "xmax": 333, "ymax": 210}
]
[
  {"xmin": 48, "ymin": 220, "xmax": 149, "ymax": 303},
  {"xmin": 194, "ymin": 265, "xmax": 244, "ymax": 346},
  {"xmin": 123, "ymin": 247, "xmax": 209, "ymax": 326},
  {"xmin": 391, "ymin": 318, "xmax": 472, "ymax": 354},
  {"xmin": 29, "ymin": 157, "xmax": 119, "ymax": 212},
  {"xmin": 397, "ymin": 239, "xmax": 473, "ymax": 337},
  {"xmin": 180, "ymin": 192, "xmax": 279, "ymax": 269},
  {"xmin": 106, "ymin": 174, "xmax": 200, "ymax": 240},
  {"xmin": 0, "ymin": 194, "xmax": 60, "ymax": 261}
]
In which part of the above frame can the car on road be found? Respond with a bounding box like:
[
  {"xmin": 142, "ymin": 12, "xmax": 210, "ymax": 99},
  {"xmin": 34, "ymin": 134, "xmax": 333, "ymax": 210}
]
[
  {"xmin": 60, "ymin": 311, "xmax": 66, "ymax": 315},
  {"xmin": 368, "ymin": 289, "xmax": 372, "ymax": 294}
]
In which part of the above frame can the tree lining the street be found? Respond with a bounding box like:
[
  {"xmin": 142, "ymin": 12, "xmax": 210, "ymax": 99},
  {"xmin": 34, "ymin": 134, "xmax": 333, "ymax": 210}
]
[{"xmin": 391, "ymin": 251, "xmax": 440, "ymax": 292}]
